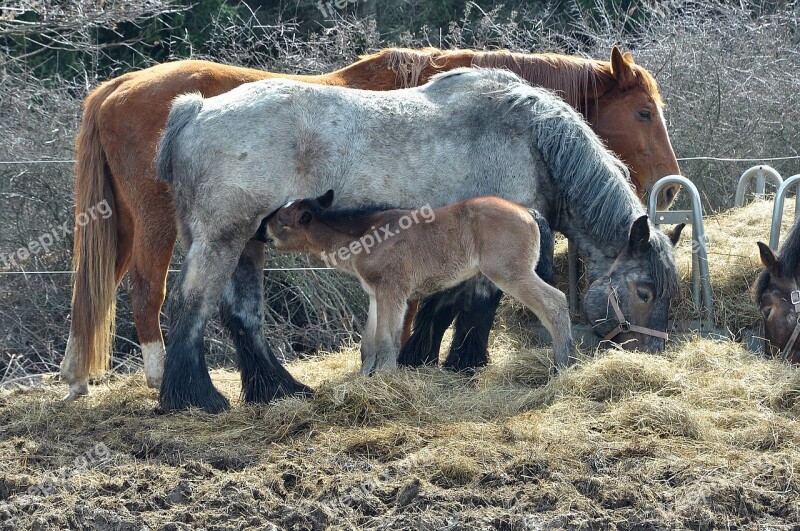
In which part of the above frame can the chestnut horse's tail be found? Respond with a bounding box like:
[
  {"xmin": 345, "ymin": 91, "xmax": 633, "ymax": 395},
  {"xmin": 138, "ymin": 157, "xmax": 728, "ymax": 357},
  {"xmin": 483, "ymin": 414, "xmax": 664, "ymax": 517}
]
[{"xmin": 69, "ymin": 80, "xmax": 121, "ymax": 376}]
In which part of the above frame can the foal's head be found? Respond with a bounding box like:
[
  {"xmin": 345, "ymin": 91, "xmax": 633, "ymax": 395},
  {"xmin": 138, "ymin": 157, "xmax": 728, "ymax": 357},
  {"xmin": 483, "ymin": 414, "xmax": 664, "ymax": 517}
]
[
  {"xmin": 583, "ymin": 216, "xmax": 684, "ymax": 352},
  {"xmin": 266, "ymin": 190, "xmax": 334, "ymax": 253},
  {"xmin": 754, "ymin": 241, "xmax": 800, "ymax": 363}
]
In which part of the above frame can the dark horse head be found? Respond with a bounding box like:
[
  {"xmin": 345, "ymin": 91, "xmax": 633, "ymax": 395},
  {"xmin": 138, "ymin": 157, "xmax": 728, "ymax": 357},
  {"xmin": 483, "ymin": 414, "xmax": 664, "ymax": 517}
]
[
  {"xmin": 582, "ymin": 217, "xmax": 684, "ymax": 352},
  {"xmin": 754, "ymin": 220, "xmax": 800, "ymax": 363}
]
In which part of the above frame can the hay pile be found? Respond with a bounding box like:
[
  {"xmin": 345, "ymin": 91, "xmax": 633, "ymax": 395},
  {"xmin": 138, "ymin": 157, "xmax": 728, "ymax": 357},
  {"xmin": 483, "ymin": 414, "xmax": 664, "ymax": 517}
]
[
  {"xmin": 670, "ymin": 199, "xmax": 795, "ymax": 329},
  {"xmin": 504, "ymin": 199, "xmax": 794, "ymax": 333},
  {"xmin": 1, "ymin": 334, "xmax": 798, "ymax": 529}
]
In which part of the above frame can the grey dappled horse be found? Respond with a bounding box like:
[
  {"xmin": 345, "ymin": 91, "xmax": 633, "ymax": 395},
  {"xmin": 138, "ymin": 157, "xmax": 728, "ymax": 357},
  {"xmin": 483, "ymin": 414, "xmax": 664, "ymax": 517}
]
[{"xmin": 156, "ymin": 68, "xmax": 679, "ymax": 412}]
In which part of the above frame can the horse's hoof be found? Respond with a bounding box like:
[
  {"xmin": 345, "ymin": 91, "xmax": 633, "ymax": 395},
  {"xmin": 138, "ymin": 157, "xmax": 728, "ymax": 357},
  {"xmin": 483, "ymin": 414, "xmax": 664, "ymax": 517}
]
[
  {"xmin": 242, "ymin": 379, "xmax": 314, "ymax": 404},
  {"xmin": 159, "ymin": 388, "xmax": 231, "ymax": 414},
  {"xmin": 293, "ymin": 383, "xmax": 315, "ymax": 398},
  {"xmin": 144, "ymin": 375, "xmax": 162, "ymax": 390},
  {"xmin": 62, "ymin": 381, "xmax": 89, "ymax": 402}
]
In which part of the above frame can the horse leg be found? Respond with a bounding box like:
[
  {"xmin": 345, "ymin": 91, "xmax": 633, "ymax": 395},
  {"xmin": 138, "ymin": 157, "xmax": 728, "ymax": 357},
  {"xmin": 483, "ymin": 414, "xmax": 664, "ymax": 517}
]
[
  {"xmin": 128, "ymin": 215, "xmax": 176, "ymax": 390},
  {"xmin": 400, "ymin": 299, "xmax": 418, "ymax": 344},
  {"xmin": 159, "ymin": 237, "xmax": 241, "ymax": 413},
  {"xmin": 397, "ymin": 289, "xmax": 458, "ymax": 367},
  {"xmin": 360, "ymin": 292, "xmax": 379, "ymax": 376},
  {"xmin": 485, "ymin": 268, "xmax": 575, "ymax": 371},
  {"xmin": 442, "ymin": 277, "xmax": 503, "ymax": 373},
  {"xmin": 372, "ymin": 293, "xmax": 407, "ymax": 374},
  {"xmin": 218, "ymin": 240, "xmax": 313, "ymax": 403}
]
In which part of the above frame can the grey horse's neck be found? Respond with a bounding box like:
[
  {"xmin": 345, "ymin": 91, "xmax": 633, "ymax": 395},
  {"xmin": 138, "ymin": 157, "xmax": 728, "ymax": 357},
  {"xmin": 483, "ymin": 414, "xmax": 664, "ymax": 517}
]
[{"xmin": 555, "ymin": 207, "xmax": 629, "ymax": 278}]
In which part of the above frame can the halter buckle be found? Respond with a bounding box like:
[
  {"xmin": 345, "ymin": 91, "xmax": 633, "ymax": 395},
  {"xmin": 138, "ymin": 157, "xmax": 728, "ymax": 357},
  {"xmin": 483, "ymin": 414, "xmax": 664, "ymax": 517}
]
[
  {"xmin": 791, "ymin": 290, "xmax": 800, "ymax": 306},
  {"xmin": 618, "ymin": 321, "xmax": 631, "ymax": 333}
]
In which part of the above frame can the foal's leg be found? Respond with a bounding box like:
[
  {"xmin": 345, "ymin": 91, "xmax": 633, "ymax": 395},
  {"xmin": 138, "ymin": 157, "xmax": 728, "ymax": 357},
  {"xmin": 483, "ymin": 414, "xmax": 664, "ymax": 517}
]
[
  {"xmin": 372, "ymin": 292, "xmax": 408, "ymax": 373},
  {"xmin": 219, "ymin": 240, "xmax": 313, "ymax": 402},
  {"xmin": 483, "ymin": 266, "xmax": 575, "ymax": 370},
  {"xmin": 159, "ymin": 237, "xmax": 241, "ymax": 413},
  {"xmin": 360, "ymin": 293, "xmax": 379, "ymax": 376}
]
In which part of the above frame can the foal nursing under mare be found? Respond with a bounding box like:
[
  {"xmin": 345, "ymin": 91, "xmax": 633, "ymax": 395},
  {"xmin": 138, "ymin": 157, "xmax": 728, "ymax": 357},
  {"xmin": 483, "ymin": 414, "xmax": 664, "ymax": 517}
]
[
  {"xmin": 61, "ymin": 46, "xmax": 680, "ymax": 400},
  {"xmin": 266, "ymin": 191, "xmax": 574, "ymax": 374},
  {"xmin": 755, "ymin": 218, "xmax": 800, "ymax": 363},
  {"xmin": 156, "ymin": 67, "xmax": 680, "ymax": 412}
]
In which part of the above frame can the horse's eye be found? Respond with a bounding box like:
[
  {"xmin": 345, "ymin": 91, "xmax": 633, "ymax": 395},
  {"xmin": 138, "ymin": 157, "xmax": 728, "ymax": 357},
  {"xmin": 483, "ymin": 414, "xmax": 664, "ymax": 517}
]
[
  {"xmin": 637, "ymin": 287, "xmax": 651, "ymax": 302},
  {"xmin": 638, "ymin": 109, "xmax": 652, "ymax": 120},
  {"xmin": 762, "ymin": 307, "xmax": 772, "ymax": 319}
]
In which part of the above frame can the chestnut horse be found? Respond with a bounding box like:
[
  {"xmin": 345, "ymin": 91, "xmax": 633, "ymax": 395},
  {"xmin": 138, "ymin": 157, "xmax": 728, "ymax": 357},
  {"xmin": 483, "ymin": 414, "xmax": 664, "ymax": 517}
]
[
  {"xmin": 155, "ymin": 68, "xmax": 679, "ymax": 412},
  {"xmin": 755, "ymin": 221, "xmax": 800, "ymax": 363},
  {"xmin": 62, "ymin": 46, "xmax": 680, "ymax": 400},
  {"xmin": 266, "ymin": 191, "xmax": 573, "ymax": 374}
]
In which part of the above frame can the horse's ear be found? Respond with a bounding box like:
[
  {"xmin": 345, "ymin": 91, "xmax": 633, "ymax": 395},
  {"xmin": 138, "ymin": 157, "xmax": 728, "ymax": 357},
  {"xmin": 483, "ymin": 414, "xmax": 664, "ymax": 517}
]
[
  {"xmin": 318, "ymin": 189, "xmax": 335, "ymax": 209},
  {"xmin": 628, "ymin": 215, "xmax": 651, "ymax": 255},
  {"xmin": 757, "ymin": 241, "xmax": 780, "ymax": 274},
  {"xmin": 610, "ymin": 46, "xmax": 636, "ymax": 90},
  {"xmin": 666, "ymin": 223, "xmax": 686, "ymax": 247},
  {"xmin": 623, "ymin": 51, "xmax": 634, "ymax": 63}
]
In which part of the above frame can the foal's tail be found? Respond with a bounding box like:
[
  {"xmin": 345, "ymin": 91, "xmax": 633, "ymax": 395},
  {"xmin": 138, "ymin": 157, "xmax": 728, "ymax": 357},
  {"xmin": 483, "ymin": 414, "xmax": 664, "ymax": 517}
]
[
  {"xmin": 68, "ymin": 79, "xmax": 123, "ymax": 378},
  {"xmin": 156, "ymin": 93, "xmax": 203, "ymax": 186}
]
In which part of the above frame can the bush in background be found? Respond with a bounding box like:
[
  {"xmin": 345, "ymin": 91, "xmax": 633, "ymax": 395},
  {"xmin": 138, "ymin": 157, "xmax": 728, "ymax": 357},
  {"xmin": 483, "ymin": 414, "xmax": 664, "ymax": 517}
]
[{"xmin": 1, "ymin": 0, "xmax": 799, "ymax": 383}]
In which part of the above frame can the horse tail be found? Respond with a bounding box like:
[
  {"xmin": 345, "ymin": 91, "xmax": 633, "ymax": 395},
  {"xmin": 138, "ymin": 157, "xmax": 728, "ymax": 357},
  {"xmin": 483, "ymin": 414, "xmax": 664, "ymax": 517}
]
[
  {"xmin": 156, "ymin": 93, "xmax": 203, "ymax": 186},
  {"xmin": 529, "ymin": 209, "xmax": 555, "ymax": 285},
  {"xmin": 69, "ymin": 79, "xmax": 122, "ymax": 377}
]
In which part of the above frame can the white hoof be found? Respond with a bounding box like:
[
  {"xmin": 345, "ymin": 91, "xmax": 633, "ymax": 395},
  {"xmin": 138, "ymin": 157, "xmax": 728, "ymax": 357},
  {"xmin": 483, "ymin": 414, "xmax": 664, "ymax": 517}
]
[{"xmin": 62, "ymin": 380, "xmax": 89, "ymax": 401}]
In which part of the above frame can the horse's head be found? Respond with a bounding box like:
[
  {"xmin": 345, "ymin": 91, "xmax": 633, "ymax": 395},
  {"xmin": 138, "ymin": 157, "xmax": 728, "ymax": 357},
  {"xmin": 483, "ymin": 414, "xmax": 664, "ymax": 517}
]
[
  {"xmin": 591, "ymin": 47, "xmax": 681, "ymax": 209},
  {"xmin": 266, "ymin": 190, "xmax": 335, "ymax": 253},
  {"xmin": 583, "ymin": 216, "xmax": 683, "ymax": 352},
  {"xmin": 754, "ymin": 242, "xmax": 800, "ymax": 363}
]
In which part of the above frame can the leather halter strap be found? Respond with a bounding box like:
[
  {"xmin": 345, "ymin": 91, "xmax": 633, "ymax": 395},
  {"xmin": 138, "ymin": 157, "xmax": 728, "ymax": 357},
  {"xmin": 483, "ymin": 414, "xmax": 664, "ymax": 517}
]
[
  {"xmin": 590, "ymin": 249, "xmax": 669, "ymax": 343},
  {"xmin": 779, "ymin": 280, "xmax": 800, "ymax": 361}
]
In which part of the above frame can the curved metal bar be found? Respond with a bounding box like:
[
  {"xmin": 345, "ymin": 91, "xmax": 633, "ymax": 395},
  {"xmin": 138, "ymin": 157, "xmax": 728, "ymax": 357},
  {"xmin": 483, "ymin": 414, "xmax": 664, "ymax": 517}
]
[
  {"xmin": 648, "ymin": 175, "xmax": 714, "ymax": 325},
  {"xmin": 769, "ymin": 174, "xmax": 800, "ymax": 249},
  {"xmin": 734, "ymin": 165, "xmax": 783, "ymax": 207}
]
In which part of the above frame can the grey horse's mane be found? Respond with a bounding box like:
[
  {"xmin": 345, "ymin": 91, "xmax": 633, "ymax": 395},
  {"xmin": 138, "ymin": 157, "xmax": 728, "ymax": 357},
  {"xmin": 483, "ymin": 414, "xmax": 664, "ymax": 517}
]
[{"xmin": 428, "ymin": 68, "xmax": 677, "ymax": 296}]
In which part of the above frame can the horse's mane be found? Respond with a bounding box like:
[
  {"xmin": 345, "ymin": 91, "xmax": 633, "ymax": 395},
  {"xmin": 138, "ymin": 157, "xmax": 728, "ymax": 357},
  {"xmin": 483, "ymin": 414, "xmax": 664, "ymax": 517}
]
[
  {"xmin": 367, "ymin": 47, "xmax": 664, "ymax": 113},
  {"xmin": 485, "ymin": 69, "xmax": 675, "ymax": 296},
  {"xmin": 755, "ymin": 215, "xmax": 800, "ymax": 298},
  {"xmin": 471, "ymin": 50, "xmax": 663, "ymax": 109}
]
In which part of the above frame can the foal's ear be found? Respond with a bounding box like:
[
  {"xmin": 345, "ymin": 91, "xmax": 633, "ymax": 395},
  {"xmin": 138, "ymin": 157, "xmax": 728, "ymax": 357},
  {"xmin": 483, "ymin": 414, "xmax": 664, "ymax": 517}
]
[
  {"xmin": 628, "ymin": 215, "xmax": 651, "ymax": 255},
  {"xmin": 610, "ymin": 46, "xmax": 636, "ymax": 90},
  {"xmin": 317, "ymin": 189, "xmax": 335, "ymax": 209},
  {"xmin": 757, "ymin": 241, "xmax": 780, "ymax": 274},
  {"xmin": 666, "ymin": 223, "xmax": 686, "ymax": 247}
]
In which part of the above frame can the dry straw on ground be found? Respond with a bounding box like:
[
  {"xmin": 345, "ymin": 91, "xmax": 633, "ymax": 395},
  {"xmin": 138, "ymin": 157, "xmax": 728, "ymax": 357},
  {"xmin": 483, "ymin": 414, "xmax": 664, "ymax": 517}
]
[{"xmin": 1, "ymin": 332, "xmax": 798, "ymax": 529}]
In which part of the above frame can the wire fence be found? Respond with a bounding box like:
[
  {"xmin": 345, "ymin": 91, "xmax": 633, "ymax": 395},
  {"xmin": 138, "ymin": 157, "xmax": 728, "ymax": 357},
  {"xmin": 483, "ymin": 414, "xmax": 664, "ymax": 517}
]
[{"xmin": 1, "ymin": 155, "xmax": 799, "ymax": 276}]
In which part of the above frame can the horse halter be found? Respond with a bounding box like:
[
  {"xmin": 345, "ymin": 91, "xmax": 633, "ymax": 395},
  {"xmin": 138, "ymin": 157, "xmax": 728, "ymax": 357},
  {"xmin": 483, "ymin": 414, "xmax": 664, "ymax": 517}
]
[
  {"xmin": 776, "ymin": 279, "xmax": 800, "ymax": 361},
  {"xmin": 590, "ymin": 249, "xmax": 669, "ymax": 344}
]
